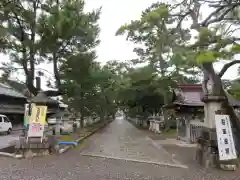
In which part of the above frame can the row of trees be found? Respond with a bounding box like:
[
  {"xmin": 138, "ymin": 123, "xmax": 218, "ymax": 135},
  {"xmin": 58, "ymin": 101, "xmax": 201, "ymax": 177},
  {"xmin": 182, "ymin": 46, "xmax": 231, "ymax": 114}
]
[
  {"xmin": 0, "ymin": 0, "xmax": 239, "ymax": 126},
  {"xmin": 0, "ymin": 0, "xmax": 120, "ymax": 126},
  {"xmin": 0, "ymin": 0, "xmax": 100, "ymax": 95},
  {"xmin": 115, "ymin": 1, "xmax": 240, "ymax": 118}
]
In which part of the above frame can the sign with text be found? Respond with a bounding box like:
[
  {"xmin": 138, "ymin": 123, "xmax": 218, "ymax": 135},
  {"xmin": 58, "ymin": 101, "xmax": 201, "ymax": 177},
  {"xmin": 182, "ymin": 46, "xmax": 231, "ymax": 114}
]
[
  {"xmin": 29, "ymin": 105, "xmax": 47, "ymax": 125},
  {"xmin": 215, "ymin": 114, "xmax": 237, "ymax": 161},
  {"xmin": 27, "ymin": 123, "xmax": 44, "ymax": 137}
]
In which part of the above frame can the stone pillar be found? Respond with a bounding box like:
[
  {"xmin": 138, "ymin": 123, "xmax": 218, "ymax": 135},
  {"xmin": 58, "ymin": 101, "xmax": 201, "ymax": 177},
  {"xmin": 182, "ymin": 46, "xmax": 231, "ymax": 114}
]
[
  {"xmin": 154, "ymin": 121, "xmax": 161, "ymax": 134},
  {"xmin": 154, "ymin": 121, "xmax": 156, "ymax": 132},
  {"xmin": 186, "ymin": 120, "xmax": 191, "ymax": 143},
  {"xmin": 176, "ymin": 118, "xmax": 179, "ymax": 139},
  {"xmin": 149, "ymin": 120, "xmax": 153, "ymax": 131},
  {"xmin": 143, "ymin": 121, "xmax": 148, "ymax": 128},
  {"xmin": 89, "ymin": 117, "xmax": 93, "ymax": 125},
  {"xmin": 197, "ymin": 95, "xmax": 238, "ymax": 170},
  {"xmin": 204, "ymin": 100, "xmax": 222, "ymax": 129}
]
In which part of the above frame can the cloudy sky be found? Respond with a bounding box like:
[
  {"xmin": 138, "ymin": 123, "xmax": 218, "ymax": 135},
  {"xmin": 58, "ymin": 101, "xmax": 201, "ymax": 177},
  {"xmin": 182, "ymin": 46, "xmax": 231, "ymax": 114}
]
[{"xmin": 0, "ymin": 0, "xmax": 239, "ymax": 89}]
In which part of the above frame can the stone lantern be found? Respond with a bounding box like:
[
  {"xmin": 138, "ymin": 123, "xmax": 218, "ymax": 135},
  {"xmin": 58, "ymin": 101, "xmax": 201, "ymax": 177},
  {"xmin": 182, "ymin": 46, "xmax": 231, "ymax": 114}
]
[
  {"xmin": 16, "ymin": 77, "xmax": 60, "ymax": 157},
  {"xmin": 30, "ymin": 91, "xmax": 59, "ymax": 114}
]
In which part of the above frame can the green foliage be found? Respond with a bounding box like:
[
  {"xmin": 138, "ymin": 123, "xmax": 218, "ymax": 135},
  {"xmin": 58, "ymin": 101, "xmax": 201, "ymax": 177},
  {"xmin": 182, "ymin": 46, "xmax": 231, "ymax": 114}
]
[
  {"xmin": 2, "ymin": 0, "xmax": 239, "ymax": 122},
  {"xmin": 61, "ymin": 58, "xmax": 120, "ymax": 119},
  {"xmin": 117, "ymin": 65, "xmax": 165, "ymax": 115},
  {"xmin": 198, "ymin": 28, "xmax": 216, "ymax": 44},
  {"xmin": 0, "ymin": 0, "xmax": 100, "ymax": 94},
  {"xmin": 0, "ymin": 0, "xmax": 118, "ymax": 119},
  {"xmin": 228, "ymin": 80, "xmax": 240, "ymax": 100},
  {"xmin": 231, "ymin": 45, "xmax": 240, "ymax": 53},
  {"xmin": 142, "ymin": 4, "xmax": 169, "ymax": 22},
  {"xmin": 196, "ymin": 51, "xmax": 217, "ymax": 64},
  {"xmin": 116, "ymin": 2, "xmax": 200, "ymax": 113}
]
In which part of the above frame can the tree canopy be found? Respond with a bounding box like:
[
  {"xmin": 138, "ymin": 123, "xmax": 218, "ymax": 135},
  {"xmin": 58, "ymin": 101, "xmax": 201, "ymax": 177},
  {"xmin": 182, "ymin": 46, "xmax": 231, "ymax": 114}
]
[{"xmin": 0, "ymin": 0, "xmax": 239, "ymax": 124}]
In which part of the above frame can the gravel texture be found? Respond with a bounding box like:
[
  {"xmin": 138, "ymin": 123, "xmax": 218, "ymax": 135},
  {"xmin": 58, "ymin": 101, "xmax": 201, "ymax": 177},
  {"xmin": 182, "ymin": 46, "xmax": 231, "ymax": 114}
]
[{"xmin": 0, "ymin": 150, "xmax": 239, "ymax": 180}]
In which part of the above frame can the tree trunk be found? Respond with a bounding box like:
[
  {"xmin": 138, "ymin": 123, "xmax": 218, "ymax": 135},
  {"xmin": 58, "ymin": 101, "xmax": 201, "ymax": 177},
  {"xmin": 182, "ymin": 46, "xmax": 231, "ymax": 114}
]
[
  {"xmin": 100, "ymin": 108, "xmax": 105, "ymax": 121},
  {"xmin": 162, "ymin": 91, "xmax": 169, "ymax": 129},
  {"xmin": 80, "ymin": 115, "xmax": 84, "ymax": 128}
]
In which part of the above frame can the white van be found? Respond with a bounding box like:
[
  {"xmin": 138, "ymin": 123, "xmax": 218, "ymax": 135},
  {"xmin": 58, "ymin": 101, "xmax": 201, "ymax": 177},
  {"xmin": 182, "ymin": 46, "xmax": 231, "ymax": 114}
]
[{"xmin": 0, "ymin": 115, "xmax": 12, "ymax": 134}]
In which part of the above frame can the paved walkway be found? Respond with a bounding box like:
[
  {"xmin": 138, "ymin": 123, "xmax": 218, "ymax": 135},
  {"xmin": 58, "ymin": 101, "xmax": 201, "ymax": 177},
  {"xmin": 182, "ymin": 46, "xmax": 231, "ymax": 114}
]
[{"xmin": 80, "ymin": 117, "xmax": 186, "ymax": 168}]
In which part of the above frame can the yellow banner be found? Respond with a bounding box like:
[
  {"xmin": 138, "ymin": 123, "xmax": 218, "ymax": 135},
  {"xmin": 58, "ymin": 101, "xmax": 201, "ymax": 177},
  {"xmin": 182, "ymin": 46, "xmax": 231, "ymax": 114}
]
[{"xmin": 29, "ymin": 105, "xmax": 47, "ymax": 125}]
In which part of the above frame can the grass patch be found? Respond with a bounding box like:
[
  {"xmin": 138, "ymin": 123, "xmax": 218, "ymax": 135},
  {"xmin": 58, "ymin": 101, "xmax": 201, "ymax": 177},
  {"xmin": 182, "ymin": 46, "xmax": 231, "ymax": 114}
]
[
  {"xmin": 59, "ymin": 124, "xmax": 101, "ymax": 142},
  {"xmin": 59, "ymin": 135, "xmax": 79, "ymax": 142},
  {"xmin": 166, "ymin": 129, "xmax": 177, "ymax": 134},
  {"xmin": 58, "ymin": 120, "xmax": 109, "ymax": 142}
]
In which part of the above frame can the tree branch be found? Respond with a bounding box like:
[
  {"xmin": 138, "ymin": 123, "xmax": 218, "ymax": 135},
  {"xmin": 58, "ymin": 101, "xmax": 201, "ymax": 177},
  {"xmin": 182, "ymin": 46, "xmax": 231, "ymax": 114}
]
[
  {"xmin": 203, "ymin": 4, "xmax": 239, "ymax": 26},
  {"xmin": 218, "ymin": 60, "xmax": 240, "ymax": 78},
  {"xmin": 201, "ymin": 6, "xmax": 225, "ymax": 26}
]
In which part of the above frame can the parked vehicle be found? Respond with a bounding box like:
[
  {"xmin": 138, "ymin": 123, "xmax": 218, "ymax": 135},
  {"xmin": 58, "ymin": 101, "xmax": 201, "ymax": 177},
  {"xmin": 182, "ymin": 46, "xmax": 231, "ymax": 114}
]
[{"xmin": 0, "ymin": 114, "xmax": 12, "ymax": 134}]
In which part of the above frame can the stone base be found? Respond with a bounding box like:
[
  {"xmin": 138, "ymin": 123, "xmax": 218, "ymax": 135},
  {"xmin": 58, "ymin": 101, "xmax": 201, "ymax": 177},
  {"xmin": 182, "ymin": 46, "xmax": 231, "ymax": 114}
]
[
  {"xmin": 23, "ymin": 149, "xmax": 50, "ymax": 158},
  {"xmin": 15, "ymin": 135, "xmax": 59, "ymax": 158},
  {"xmin": 195, "ymin": 128, "xmax": 238, "ymax": 170}
]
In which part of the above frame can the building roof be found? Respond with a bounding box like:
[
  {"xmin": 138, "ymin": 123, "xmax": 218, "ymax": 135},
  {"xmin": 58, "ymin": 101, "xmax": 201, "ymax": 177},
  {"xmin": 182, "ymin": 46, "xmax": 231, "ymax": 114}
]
[
  {"xmin": 30, "ymin": 91, "xmax": 59, "ymax": 105},
  {"xmin": 1, "ymin": 79, "xmax": 26, "ymax": 93},
  {"xmin": 0, "ymin": 82, "xmax": 26, "ymax": 99},
  {"xmin": 0, "ymin": 104, "xmax": 25, "ymax": 114},
  {"xmin": 172, "ymin": 84, "xmax": 240, "ymax": 107},
  {"xmin": 50, "ymin": 108, "xmax": 71, "ymax": 118}
]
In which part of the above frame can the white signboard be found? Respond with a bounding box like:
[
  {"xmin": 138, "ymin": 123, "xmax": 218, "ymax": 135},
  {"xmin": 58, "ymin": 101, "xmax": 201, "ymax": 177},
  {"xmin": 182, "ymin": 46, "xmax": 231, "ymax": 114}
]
[
  {"xmin": 215, "ymin": 114, "xmax": 237, "ymax": 161},
  {"xmin": 27, "ymin": 123, "xmax": 44, "ymax": 138}
]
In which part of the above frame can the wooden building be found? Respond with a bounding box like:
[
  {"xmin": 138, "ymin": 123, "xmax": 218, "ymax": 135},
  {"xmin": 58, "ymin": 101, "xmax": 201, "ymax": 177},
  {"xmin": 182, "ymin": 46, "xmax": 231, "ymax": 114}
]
[
  {"xmin": 0, "ymin": 82, "xmax": 27, "ymax": 125},
  {"xmin": 166, "ymin": 84, "xmax": 240, "ymax": 143}
]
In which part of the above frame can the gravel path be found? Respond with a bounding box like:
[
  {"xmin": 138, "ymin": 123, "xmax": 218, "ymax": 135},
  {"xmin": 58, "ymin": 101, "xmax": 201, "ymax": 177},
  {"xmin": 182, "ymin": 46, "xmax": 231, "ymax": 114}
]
[
  {"xmin": 0, "ymin": 148, "xmax": 239, "ymax": 180},
  {"xmin": 80, "ymin": 117, "xmax": 183, "ymax": 167},
  {"xmin": 0, "ymin": 118, "xmax": 239, "ymax": 179}
]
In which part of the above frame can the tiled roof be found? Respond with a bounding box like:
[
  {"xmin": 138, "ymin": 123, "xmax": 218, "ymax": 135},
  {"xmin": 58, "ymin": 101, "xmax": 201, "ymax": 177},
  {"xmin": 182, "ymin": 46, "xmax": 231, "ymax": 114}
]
[
  {"xmin": 2, "ymin": 79, "xmax": 26, "ymax": 93},
  {"xmin": 173, "ymin": 84, "xmax": 240, "ymax": 107},
  {"xmin": 0, "ymin": 82, "xmax": 26, "ymax": 99}
]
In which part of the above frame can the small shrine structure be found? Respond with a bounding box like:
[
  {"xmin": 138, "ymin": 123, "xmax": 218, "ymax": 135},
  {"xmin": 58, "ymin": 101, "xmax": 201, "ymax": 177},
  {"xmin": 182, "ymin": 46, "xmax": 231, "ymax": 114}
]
[{"xmin": 165, "ymin": 84, "xmax": 240, "ymax": 143}]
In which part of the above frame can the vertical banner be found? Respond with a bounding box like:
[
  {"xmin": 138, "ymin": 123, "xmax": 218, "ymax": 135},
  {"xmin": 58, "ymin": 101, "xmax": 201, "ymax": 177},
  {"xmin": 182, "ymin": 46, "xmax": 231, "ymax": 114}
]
[
  {"xmin": 215, "ymin": 114, "xmax": 237, "ymax": 161},
  {"xmin": 27, "ymin": 105, "xmax": 47, "ymax": 138},
  {"xmin": 29, "ymin": 105, "xmax": 48, "ymax": 125}
]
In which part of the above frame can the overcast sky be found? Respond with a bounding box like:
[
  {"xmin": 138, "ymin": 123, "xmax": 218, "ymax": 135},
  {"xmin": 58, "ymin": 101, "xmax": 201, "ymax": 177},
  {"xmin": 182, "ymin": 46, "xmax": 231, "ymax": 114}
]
[{"xmin": 0, "ymin": 0, "xmax": 238, "ymax": 90}]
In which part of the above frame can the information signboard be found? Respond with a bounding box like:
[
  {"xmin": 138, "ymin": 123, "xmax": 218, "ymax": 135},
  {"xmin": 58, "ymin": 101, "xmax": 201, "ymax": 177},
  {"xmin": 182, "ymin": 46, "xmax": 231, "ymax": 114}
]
[
  {"xmin": 215, "ymin": 114, "xmax": 237, "ymax": 161},
  {"xmin": 27, "ymin": 123, "xmax": 44, "ymax": 138}
]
